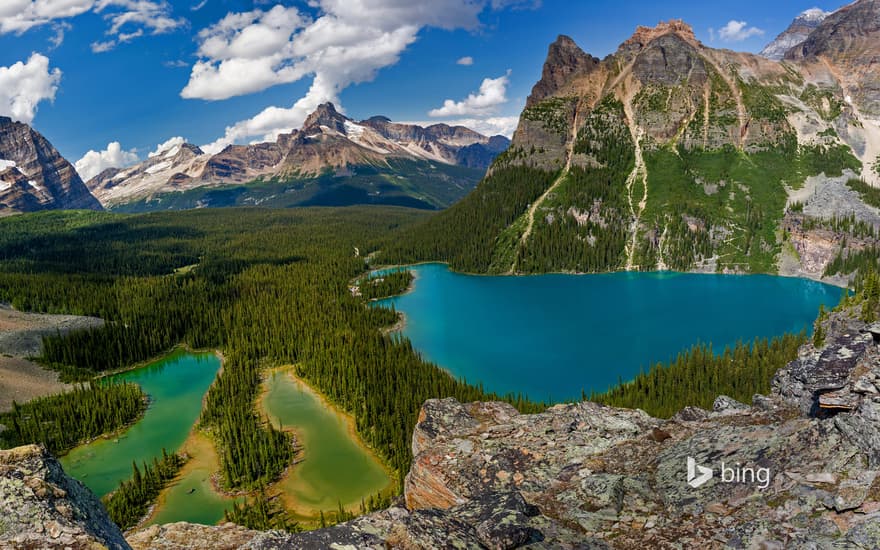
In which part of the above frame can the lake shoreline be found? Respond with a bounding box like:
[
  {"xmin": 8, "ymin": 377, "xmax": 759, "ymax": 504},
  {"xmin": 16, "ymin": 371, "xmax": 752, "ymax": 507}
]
[
  {"xmin": 137, "ymin": 429, "xmax": 231, "ymax": 529},
  {"xmin": 60, "ymin": 351, "xmax": 222, "ymax": 500},
  {"xmin": 368, "ymin": 260, "xmax": 853, "ymax": 290},
  {"xmin": 258, "ymin": 366, "xmax": 395, "ymax": 522}
]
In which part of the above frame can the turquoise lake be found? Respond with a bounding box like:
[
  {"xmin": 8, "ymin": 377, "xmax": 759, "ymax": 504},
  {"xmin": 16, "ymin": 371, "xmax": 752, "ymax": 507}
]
[{"xmin": 375, "ymin": 264, "xmax": 846, "ymax": 401}]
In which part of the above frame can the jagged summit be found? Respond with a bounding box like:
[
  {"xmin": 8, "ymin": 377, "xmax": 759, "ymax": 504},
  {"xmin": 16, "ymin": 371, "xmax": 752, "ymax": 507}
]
[
  {"xmin": 0, "ymin": 117, "xmax": 102, "ymax": 213},
  {"xmin": 85, "ymin": 103, "xmax": 510, "ymax": 209},
  {"xmin": 785, "ymin": 0, "xmax": 880, "ymax": 118},
  {"xmin": 620, "ymin": 19, "xmax": 701, "ymax": 51},
  {"xmin": 526, "ymin": 34, "xmax": 600, "ymax": 107},
  {"xmin": 302, "ymin": 102, "xmax": 348, "ymax": 134}
]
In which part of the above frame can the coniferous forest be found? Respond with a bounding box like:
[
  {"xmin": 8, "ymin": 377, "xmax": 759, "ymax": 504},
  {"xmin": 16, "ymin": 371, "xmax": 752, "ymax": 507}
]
[
  {"xmin": 103, "ymin": 449, "xmax": 186, "ymax": 530},
  {"xmin": 591, "ymin": 333, "xmax": 807, "ymax": 418},
  {"xmin": 0, "ymin": 383, "xmax": 145, "ymax": 454},
  {"xmin": 0, "ymin": 208, "xmax": 543, "ymax": 496}
]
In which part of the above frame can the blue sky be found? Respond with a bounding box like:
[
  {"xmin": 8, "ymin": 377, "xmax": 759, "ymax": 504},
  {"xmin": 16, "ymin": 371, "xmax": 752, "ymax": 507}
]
[{"xmin": 0, "ymin": 0, "xmax": 840, "ymax": 180}]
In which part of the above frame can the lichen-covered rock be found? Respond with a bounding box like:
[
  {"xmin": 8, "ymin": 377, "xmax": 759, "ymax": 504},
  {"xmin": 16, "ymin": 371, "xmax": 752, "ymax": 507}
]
[
  {"xmin": 0, "ymin": 444, "xmax": 130, "ymax": 549},
  {"xmin": 129, "ymin": 493, "xmax": 600, "ymax": 550}
]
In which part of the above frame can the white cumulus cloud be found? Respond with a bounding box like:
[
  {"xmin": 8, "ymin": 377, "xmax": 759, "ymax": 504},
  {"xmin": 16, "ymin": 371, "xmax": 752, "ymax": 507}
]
[
  {"xmin": 0, "ymin": 1, "xmax": 185, "ymax": 50},
  {"xmin": 74, "ymin": 141, "xmax": 139, "ymax": 181},
  {"xmin": 0, "ymin": 0, "xmax": 94, "ymax": 34},
  {"xmin": 456, "ymin": 56, "xmax": 474, "ymax": 65},
  {"xmin": 196, "ymin": 0, "xmax": 530, "ymax": 153},
  {"xmin": 713, "ymin": 20, "xmax": 765, "ymax": 42},
  {"xmin": 0, "ymin": 53, "xmax": 62, "ymax": 124},
  {"xmin": 429, "ymin": 71, "xmax": 511, "ymax": 117}
]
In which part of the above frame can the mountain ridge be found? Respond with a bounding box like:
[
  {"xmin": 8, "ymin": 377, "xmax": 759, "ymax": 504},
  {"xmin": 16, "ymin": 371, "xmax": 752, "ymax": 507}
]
[{"xmin": 85, "ymin": 104, "xmax": 510, "ymax": 210}]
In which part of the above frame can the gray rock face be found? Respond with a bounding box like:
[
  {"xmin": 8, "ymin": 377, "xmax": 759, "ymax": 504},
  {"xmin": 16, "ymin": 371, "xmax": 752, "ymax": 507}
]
[
  {"xmin": 0, "ymin": 116, "xmax": 102, "ymax": 213},
  {"xmin": 712, "ymin": 395, "xmax": 750, "ymax": 413},
  {"xmin": 632, "ymin": 33, "xmax": 708, "ymax": 86},
  {"xmin": 0, "ymin": 444, "xmax": 130, "ymax": 549},
  {"xmin": 130, "ymin": 493, "xmax": 601, "ymax": 550},
  {"xmin": 526, "ymin": 35, "xmax": 600, "ymax": 108},
  {"xmin": 760, "ymin": 8, "xmax": 830, "ymax": 61}
]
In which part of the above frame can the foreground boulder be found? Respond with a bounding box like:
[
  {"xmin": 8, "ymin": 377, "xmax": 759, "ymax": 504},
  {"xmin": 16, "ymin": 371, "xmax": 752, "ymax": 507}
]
[{"xmin": 0, "ymin": 444, "xmax": 130, "ymax": 549}]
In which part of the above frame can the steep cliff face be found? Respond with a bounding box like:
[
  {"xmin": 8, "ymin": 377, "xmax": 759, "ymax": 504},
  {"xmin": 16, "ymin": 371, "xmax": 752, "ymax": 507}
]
[
  {"xmin": 0, "ymin": 117, "xmax": 102, "ymax": 214},
  {"xmin": 86, "ymin": 104, "xmax": 510, "ymax": 210},
  {"xmin": 786, "ymin": 0, "xmax": 880, "ymax": 118}
]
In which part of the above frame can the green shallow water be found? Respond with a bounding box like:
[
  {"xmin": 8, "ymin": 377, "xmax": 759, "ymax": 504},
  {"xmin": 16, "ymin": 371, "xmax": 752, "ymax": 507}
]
[
  {"xmin": 60, "ymin": 350, "xmax": 223, "ymax": 516},
  {"xmin": 262, "ymin": 370, "xmax": 392, "ymax": 515},
  {"xmin": 146, "ymin": 440, "xmax": 240, "ymax": 526},
  {"xmin": 376, "ymin": 263, "xmax": 847, "ymax": 401}
]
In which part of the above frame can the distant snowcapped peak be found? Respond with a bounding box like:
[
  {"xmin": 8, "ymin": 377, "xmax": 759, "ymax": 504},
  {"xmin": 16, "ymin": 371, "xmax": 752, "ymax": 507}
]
[{"xmin": 798, "ymin": 8, "xmax": 831, "ymax": 22}]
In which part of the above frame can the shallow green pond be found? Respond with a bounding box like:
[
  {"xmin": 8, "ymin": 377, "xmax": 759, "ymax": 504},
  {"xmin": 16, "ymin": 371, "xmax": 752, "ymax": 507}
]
[
  {"xmin": 262, "ymin": 370, "xmax": 392, "ymax": 515},
  {"xmin": 60, "ymin": 350, "xmax": 233, "ymax": 524}
]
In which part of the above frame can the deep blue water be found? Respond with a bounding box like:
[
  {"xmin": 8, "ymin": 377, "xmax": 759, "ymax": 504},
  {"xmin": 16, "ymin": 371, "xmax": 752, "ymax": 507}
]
[{"xmin": 375, "ymin": 264, "xmax": 845, "ymax": 402}]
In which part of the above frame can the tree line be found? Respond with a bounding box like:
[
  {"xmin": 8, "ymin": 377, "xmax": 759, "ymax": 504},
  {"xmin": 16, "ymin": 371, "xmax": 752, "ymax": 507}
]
[
  {"xmin": 591, "ymin": 333, "xmax": 807, "ymax": 418},
  {"xmin": 0, "ymin": 383, "xmax": 145, "ymax": 454}
]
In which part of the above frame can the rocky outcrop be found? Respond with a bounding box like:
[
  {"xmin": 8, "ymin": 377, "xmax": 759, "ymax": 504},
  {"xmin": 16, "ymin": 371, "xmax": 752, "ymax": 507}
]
[
  {"xmin": 0, "ymin": 117, "xmax": 102, "ymax": 213},
  {"xmin": 0, "ymin": 444, "xmax": 130, "ymax": 549},
  {"xmin": 129, "ymin": 493, "xmax": 598, "ymax": 549},
  {"xmin": 527, "ymin": 35, "xmax": 600, "ymax": 108},
  {"xmin": 85, "ymin": 103, "xmax": 510, "ymax": 209}
]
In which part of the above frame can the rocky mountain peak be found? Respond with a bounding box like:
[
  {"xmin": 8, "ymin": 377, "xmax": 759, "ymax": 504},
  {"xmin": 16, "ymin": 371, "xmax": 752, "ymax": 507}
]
[
  {"xmin": 785, "ymin": 0, "xmax": 880, "ymax": 117},
  {"xmin": 621, "ymin": 19, "xmax": 701, "ymax": 51},
  {"xmin": 760, "ymin": 7, "xmax": 830, "ymax": 60},
  {"xmin": 788, "ymin": 0, "xmax": 880, "ymax": 60},
  {"xmin": 365, "ymin": 115, "xmax": 392, "ymax": 125},
  {"xmin": 178, "ymin": 143, "xmax": 204, "ymax": 157},
  {"xmin": 0, "ymin": 118, "xmax": 101, "ymax": 213},
  {"xmin": 526, "ymin": 34, "xmax": 600, "ymax": 107},
  {"xmin": 302, "ymin": 102, "xmax": 349, "ymax": 134}
]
